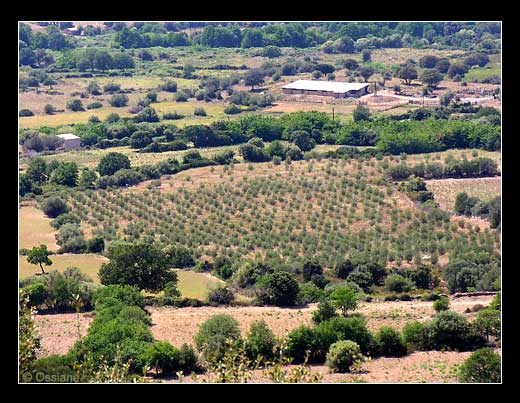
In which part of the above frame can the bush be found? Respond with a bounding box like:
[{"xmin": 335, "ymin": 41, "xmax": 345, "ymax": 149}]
[
  {"xmin": 194, "ymin": 107, "xmax": 207, "ymax": 116},
  {"xmin": 19, "ymin": 109, "xmax": 34, "ymax": 117},
  {"xmin": 143, "ymin": 341, "xmax": 180, "ymax": 376},
  {"xmin": 317, "ymin": 316, "xmax": 373, "ymax": 355},
  {"xmin": 178, "ymin": 343, "xmax": 198, "ymax": 374},
  {"xmin": 108, "ymin": 94, "xmax": 129, "ymax": 107},
  {"xmin": 162, "ymin": 112, "xmax": 184, "ymax": 120},
  {"xmin": 374, "ymin": 326, "xmax": 407, "ymax": 357},
  {"xmin": 194, "ymin": 314, "xmax": 242, "ymax": 363},
  {"xmin": 22, "ymin": 283, "xmax": 47, "ymax": 308},
  {"xmin": 384, "ymin": 274, "xmax": 414, "ymax": 293},
  {"xmin": 27, "ymin": 355, "xmax": 76, "ymax": 383},
  {"xmin": 458, "ymin": 348, "xmax": 501, "ymax": 383},
  {"xmin": 134, "ymin": 107, "xmax": 159, "ymax": 123},
  {"xmin": 87, "ymin": 236, "xmax": 105, "ymax": 253},
  {"xmin": 402, "ymin": 321, "xmax": 426, "ymax": 351},
  {"xmin": 41, "ymin": 197, "xmax": 69, "ymax": 218},
  {"xmin": 44, "ymin": 104, "xmax": 56, "ymax": 114},
  {"xmin": 325, "ymin": 340, "xmax": 363, "ymax": 373},
  {"xmin": 93, "ymin": 285, "xmax": 145, "ymax": 310},
  {"xmin": 51, "ymin": 213, "xmax": 80, "ymax": 229},
  {"xmin": 285, "ymin": 325, "xmax": 316, "ymax": 363},
  {"xmin": 224, "ymin": 104, "xmax": 242, "ymax": 115},
  {"xmin": 297, "ymin": 282, "xmax": 324, "ymax": 305},
  {"xmin": 425, "ymin": 310, "xmax": 481, "ymax": 351},
  {"xmin": 245, "ymin": 320, "xmax": 276, "ymax": 360},
  {"xmin": 256, "ymin": 271, "xmax": 299, "ymax": 306},
  {"xmin": 433, "ymin": 297, "xmax": 450, "ymax": 312},
  {"xmin": 311, "ymin": 298, "xmax": 337, "ymax": 324},
  {"xmin": 66, "ymin": 99, "xmax": 84, "ymax": 112},
  {"xmin": 159, "ymin": 80, "xmax": 177, "ymax": 92},
  {"xmin": 207, "ymin": 286, "xmax": 235, "ymax": 305},
  {"xmin": 87, "ymin": 101, "xmax": 103, "ymax": 110},
  {"xmin": 97, "ymin": 152, "xmax": 131, "ymax": 176}
]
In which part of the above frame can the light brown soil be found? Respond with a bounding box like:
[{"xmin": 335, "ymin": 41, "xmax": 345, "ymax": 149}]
[
  {"xmin": 148, "ymin": 295, "xmax": 494, "ymax": 348},
  {"xmin": 34, "ymin": 312, "xmax": 94, "ymax": 358}
]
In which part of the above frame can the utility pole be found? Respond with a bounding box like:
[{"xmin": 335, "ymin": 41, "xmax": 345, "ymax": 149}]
[{"xmin": 332, "ymin": 104, "xmax": 335, "ymax": 122}]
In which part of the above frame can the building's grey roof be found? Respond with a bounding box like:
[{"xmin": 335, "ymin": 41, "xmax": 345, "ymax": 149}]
[
  {"xmin": 282, "ymin": 80, "xmax": 369, "ymax": 93},
  {"xmin": 56, "ymin": 133, "xmax": 80, "ymax": 140}
]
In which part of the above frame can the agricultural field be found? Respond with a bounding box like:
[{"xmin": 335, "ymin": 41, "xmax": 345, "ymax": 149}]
[
  {"xmin": 66, "ymin": 152, "xmax": 500, "ymax": 270},
  {"xmin": 22, "ymin": 143, "xmax": 341, "ymax": 171},
  {"xmin": 426, "ymin": 177, "xmax": 501, "ymax": 211}
]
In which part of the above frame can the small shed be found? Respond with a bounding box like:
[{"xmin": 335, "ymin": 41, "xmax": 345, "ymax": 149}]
[
  {"xmin": 282, "ymin": 80, "xmax": 370, "ymax": 98},
  {"xmin": 56, "ymin": 133, "xmax": 81, "ymax": 150}
]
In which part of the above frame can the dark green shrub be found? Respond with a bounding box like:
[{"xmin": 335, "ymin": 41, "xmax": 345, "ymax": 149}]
[
  {"xmin": 26, "ymin": 355, "xmax": 77, "ymax": 383},
  {"xmin": 108, "ymin": 94, "xmax": 128, "ymax": 107},
  {"xmin": 22, "ymin": 283, "xmax": 47, "ymax": 308},
  {"xmin": 194, "ymin": 107, "xmax": 207, "ymax": 116},
  {"xmin": 374, "ymin": 326, "xmax": 407, "ymax": 357},
  {"xmin": 433, "ymin": 297, "xmax": 450, "ymax": 312},
  {"xmin": 325, "ymin": 340, "xmax": 363, "ymax": 373},
  {"xmin": 425, "ymin": 310, "xmax": 484, "ymax": 351},
  {"xmin": 87, "ymin": 237, "xmax": 105, "ymax": 253},
  {"xmin": 177, "ymin": 343, "xmax": 198, "ymax": 374},
  {"xmin": 297, "ymin": 282, "xmax": 324, "ymax": 305},
  {"xmin": 207, "ymin": 286, "xmax": 235, "ymax": 305},
  {"xmin": 385, "ymin": 274, "xmax": 414, "ymax": 293},
  {"xmin": 67, "ymin": 99, "xmax": 84, "ymax": 111},
  {"xmin": 143, "ymin": 341, "xmax": 180, "ymax": 376},
  {"xmin": 256, "ymin": 271, "xmax": 299, "ymax": 306},
  {"xmin": 316, "ymin": 316, "xmax": 372, "ymax": 355},
  {"xmin": 93, "ymin": 285, "xmax": 145, "ymax": 310},
  {"xmin": 224, "ymin": 104, "xmax": 242, "ymax": 115},
  {"xmin": 245, "ymin": 320, "xmax": 276, "ymax": 360},
  {"xmin": 87, "ymin": 101, "xmax": 103, "ymax": 110},
  {"xmin": 194, "ymin": 314, "xmax": 242, "ymax": 363},
  {"xmin": 312, "ymin": 299, "xmax": 338, "ymax": 324},
  {"xmin": 335, "ymin": 260, "xmax": 354, "ymax": 279},
  {"xmin": 458, "ymin": 348, "xmax": 501, "ymax": 383},
  {"xmin": 20, "ymin": 109, "xmax": 34, "ymax": 117},
  {"xmin": 285, "ymin": 325, "xmax": 316, "ymax": 363},
  {"xmin": 41, "ymin": 197, "xmax": 69, "ymax": 218},
  {"xmin": 51, "ymin": 213, "xmax": 81, "ymax": 229},
  {"xmin": 402, "ymin": 321, "xmax": 426, "ymax": 351}
]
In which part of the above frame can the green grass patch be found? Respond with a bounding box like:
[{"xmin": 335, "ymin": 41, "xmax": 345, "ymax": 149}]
[{"xmin": 175, "ymin": 269, "xmax": 225, "ymax": 300}]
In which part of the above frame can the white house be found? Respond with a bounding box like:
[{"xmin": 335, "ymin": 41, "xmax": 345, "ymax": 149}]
[
  {"xmin": 56, "ymin": 133, "xmax": 81, "ymax": 150},
  {"xmin": 282, "ymin": 80, "xmax": 370, "ymax": 98}
]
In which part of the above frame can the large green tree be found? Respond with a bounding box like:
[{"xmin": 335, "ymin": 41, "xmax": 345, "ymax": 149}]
[
  {"xmin": 99, "ymin": 242, "xmax": 177, "ymax": 292},
  {"xmin": 97, "ymin": 152, "xmax": 131, "ymax": 176}
]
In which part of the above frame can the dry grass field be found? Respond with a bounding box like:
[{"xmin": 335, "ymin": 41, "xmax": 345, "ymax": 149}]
[
  {"xmin": 426, "ymin": 177, "xmax": 501, "ymax": 211},
  {"xmin": 19, "ymin": 205, "xmax": 58, "ymax": 250},
  {"xmin": 19, "ymin": 254, "xmax": 108, "ymax": 282}
]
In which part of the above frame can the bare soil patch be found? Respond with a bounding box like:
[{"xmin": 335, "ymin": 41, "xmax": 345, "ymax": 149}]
[{"xmin": 34, "ymin": 312, "xmax": 94, "ymax": 358}]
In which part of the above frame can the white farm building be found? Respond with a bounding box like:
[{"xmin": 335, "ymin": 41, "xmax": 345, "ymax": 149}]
[
  {"xmin": 282, "ymin": 80, "xmax": 369, "ymax": 98},
  {"xmin": 56, "ymin": 133, "xmax": 81, "ymax": 149}
]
